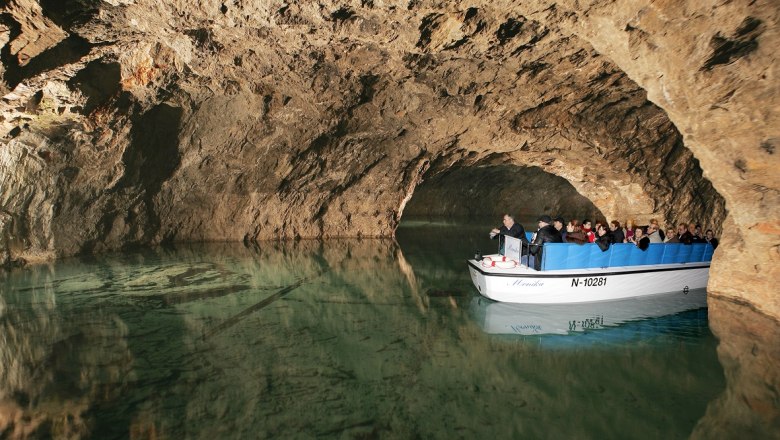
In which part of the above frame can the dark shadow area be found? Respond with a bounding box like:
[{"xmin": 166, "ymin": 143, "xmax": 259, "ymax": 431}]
[
  {"xmin": 3, "ymin": 35, "xmax": 93, "ymax": 89},
  {"xmin": 0, "ymin": 14, "xmax": 22, "ymax": 91},
  {"xmin": 402, "ymin": 164, "xmax": 604, "ymax": 225},
  {"xmin": 67, "ymin": 61, "xmax": 122, "ymax": 114},
  {"xmin": 117, "ymin": 104, "xmax": 183, "ymax": 194},
  {"xmin": 0, "ymin": 0, "xmax": 101, "ymax": 88},
  {"xmin": 89, "ymin": 104, "xmax": 183, "ymax": 250},
  {"xmin": 702, "ymin": 17, "xmax": 763, "ymax": 71},
  {"xmin": 39, "ymin": 0, "xmax": 102, "ymax": 29}
]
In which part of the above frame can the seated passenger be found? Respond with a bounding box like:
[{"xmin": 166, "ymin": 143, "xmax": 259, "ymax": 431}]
[
  {"xmin": 705, "ymin": 229, "xmax": 719, "ymax": 249},
  {"xmin": 690, "ymin": 223, "xmax": 706, "ymax": 243},
  {"xmin": 581, "ymin": 219, "xmax": 595, "ymax": 243},
  {"xmin": 646, "ymin": 223, "xmax": 663, "ymax": 243},
  {"xmin": 609, "ymin": 220, "xmax": 625, "ymax": 244},
  {"xmin": 678, "ymin": 223, "xmax": 694, "ymax": 245},
  {"xmin": 624, "ymin": 219, "xmax": 636, "ymax": 242},
  {"xmin": 490, "ymin": 213, "xmax": 528, "ymax": 254},
  {"xmin": 553, "ymin": 216, "xmax": 566, "ymax": 242},
  {"xmin": 650, "ymin": 218, "xmax": 665, "ymax": 241},
  {"xmin": 595, "ymin": 224, "xmax": 611, "ymax": 252},
  {"xmin": 665, "ymin": 227, "xmax": 680, "ymax": 243},
  {"xmin": 631, "ymin": 227, "xmax": 650, "ymax": 251},
  {"xmin": 529, "ymin": 215, "xmax": 563, "ymax": 270},
  {"xmin": 565, "ymin": 220, "xmax": 588, "ymax": 244}
]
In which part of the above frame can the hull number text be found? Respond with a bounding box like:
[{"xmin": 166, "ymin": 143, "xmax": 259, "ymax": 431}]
[{"xmin": 571, "ymin": 277, "xmax": 607, "ymax": 288}]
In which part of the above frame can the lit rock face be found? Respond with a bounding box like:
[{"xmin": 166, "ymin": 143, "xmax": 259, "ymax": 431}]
[{"xmin": 0, "ymin": 2, "xmax": 775, "ymax": 315}]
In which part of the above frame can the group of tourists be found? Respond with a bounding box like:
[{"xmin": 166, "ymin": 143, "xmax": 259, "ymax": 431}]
[
  {"xmin": 490, "ymin": 214, "xmax": 720, "ymax": 270},
  {"xmin": 489, "ymin": 214, "xmax": 566, "ymax": 270}
]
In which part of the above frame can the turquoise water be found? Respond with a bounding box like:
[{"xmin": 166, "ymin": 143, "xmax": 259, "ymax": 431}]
[{"xmin": 0, "ymin": 221, "xmax": 727, "ymax": 438}]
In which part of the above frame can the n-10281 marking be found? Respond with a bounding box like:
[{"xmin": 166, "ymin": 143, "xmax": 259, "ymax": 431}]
[{"xmin": 571, "ymin": 277, "xmax": 607, "ymax": 287}]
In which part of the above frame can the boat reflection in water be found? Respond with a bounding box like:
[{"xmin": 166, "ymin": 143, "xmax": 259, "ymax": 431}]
[{"xmin": 471, "ymin": 289, "xmax": 708, "ymax": 337}]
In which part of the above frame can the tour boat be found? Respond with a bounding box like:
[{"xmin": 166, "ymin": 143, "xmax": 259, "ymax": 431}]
[{"xmin": 468, "ymin": 235, "xmax": 714, "ymax": 304}]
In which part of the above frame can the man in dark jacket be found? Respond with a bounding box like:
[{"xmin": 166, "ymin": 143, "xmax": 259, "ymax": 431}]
[
  {"xmin": 677, "ymin": 223, "xmax": 694, "ymax": 245},
  {"xmin": 553, "ymin": 216, "xmax": 566, "ymax": 242},
  {"xmin": 529, "ymin": 215, "xmax": 563, "ymax": 270},
  {"xmin": 609, "ymin": 220, "xmax": 625, "ymax": 244},
  {"xmin": 705, "ymin": 229, "xmax": 719, "ymax": 249},
  {"xmin": 490, "ymin": 214, "xmax": 528, "ymax": 255}
]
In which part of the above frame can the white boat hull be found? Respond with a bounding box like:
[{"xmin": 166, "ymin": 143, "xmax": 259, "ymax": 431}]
[{"xmin": 468, "ymin": 257, "xmax": 710, "ymax": 304}]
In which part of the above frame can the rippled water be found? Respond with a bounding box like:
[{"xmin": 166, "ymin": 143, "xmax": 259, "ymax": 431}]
[{"xmin": 0, "ymin": 220, "xmax": 729, "ymax": 438}]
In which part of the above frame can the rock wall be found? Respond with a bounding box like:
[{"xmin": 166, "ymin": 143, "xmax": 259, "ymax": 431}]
[
  {"xmin": 523, "ymin": 0, "xmax": 779, "ymax": 318},
  {"xmin": 0, "ymin": 1, "xmax": 775, "ymax": 317},
  {"xmin": 403, "ymin": 164, "xmax": 605, "ymax": 222}
]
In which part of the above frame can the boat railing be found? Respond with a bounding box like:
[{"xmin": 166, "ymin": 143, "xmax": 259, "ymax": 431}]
[
  {"xmin": 495, "ymin": 235, "xmax": 535, "ymax": 267},
  {"xmin": 539, "ymin": 242, "xmax": 714, "ymax": 271}
]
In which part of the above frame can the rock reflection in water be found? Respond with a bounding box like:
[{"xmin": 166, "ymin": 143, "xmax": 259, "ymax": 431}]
[
  {"xmin": 0, "ymin": 264, "xmax": 133, "ymax": 438},
  {"xmin": 0, "ymin": 239, "xmax": 734, "ymax": 438},
  {"xmin": 692, "ymin": 297, "xmax": 780, "ymax": 438}
]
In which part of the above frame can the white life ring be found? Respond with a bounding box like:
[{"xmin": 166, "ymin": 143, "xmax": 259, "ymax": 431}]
[{"xmin": 481, "ymin": 256, "xmax": 517, "ymax": 269}]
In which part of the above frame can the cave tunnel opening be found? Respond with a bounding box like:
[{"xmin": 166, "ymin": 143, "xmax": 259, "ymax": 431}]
[{"xmin": 398, "ymin": 164, "xmax": 605, "ymax": 233}]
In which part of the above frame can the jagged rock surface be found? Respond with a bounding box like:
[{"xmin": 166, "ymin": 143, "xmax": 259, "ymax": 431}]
[
  {"xmin": 403, "ymin": 164, "xmax": 605, "ymax": 222},
  {"xmin": 0, "ymin": 1, "xmax": 776, "ymax": 317}
]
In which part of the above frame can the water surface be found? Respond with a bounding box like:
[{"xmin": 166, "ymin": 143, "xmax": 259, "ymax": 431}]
[{"xmin": 0, "ymin": 220, "xmax": 729, "ymax": 438}]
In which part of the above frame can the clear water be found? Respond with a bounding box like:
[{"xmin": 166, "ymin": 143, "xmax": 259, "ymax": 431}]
[{"xmin": 1, "ymin": 220, "xmax": 727, "ymax": 438}]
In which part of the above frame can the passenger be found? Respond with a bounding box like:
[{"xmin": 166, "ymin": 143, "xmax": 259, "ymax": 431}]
[
  {"xmin": 665, "ymin": 227, "xmax": 680, "ymax": 243},
  {"xmin": 581, "ymin": 219, "xmax": 595, "ymax": 243},
  {"xmin": 566, "ymin": 220, "xmax": 588, "ymax": 244},
  {"xmin": 646, "ymin": 223, "xmax": 663, "ymax": 243},
  {"xmin": 490, "ymin": 213, "xmax": 528, "ymax": 254},
  {"xmin": 595, "ymin": 224, "xmax": 611, "ymax": 252},
  {"xmin": 624, "ymin": 219, "xmax": 636, "ymax": 242},
  {"xmin": 595, "ymin": 220, "xmax": 607, "ymax": 243},
  {"xmin": 649, "ymin": 218, "xmax": 665, "ymax": 241},
  {"xmin": 609, "ymin": 220, "xmax": 625, "ymax": 244},
  {"xmin": 529, "ymin": 215, "xmax": 563, "ymax": 270},
  {"xmin": 705, "ymin": 229, "xmax": 719, "ymax": 249},
  {"xmin": 678, "ymin": 223, "xmax": 694, "ymax": 244},
  {"xmin": 690, "ymin": 223, "xmax": 706, "ymax": 244},
  {"xmin": 632, "ymin": 227, "xmax": 650, "ymax": 251},
  {"xmin": 553, "ymin": 216, "xmax": 566, "ymax": 242}
]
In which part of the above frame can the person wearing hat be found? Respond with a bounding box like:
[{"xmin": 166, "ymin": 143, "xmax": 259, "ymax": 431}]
[
  {"xmin": 553, "ymin": 216, "xmax": 566, "ymax": 242},
  {"xmin": 529, "ymin": 215, "xmax": 563, "ymax": 270}
]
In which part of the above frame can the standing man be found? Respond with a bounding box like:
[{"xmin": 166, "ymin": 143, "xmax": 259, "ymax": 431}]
[
  {"xmin": 529, "ymin": 215, "xmax": 563, "ymax": 270},
  {"xmin": 490, "ymin": 213, "xmax": 528, "ymax": 255}
]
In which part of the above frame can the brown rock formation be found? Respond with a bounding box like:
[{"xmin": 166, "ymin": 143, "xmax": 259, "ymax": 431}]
[
  {"xmin": 692, "ymin": 296, "xmax": 780, "ymax": 438},
  {"xmin": 0, "ymin": 1, "xmax": 776, "ymax": 317},
  {"xmin": 403, "ymin": 164, "xmax": 605, "ymax": 221}
]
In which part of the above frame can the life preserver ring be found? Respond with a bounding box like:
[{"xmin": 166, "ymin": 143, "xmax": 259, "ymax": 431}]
[{"xmin": 481, "ymin": 256, "xmax": 517, "ymax": 269}]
